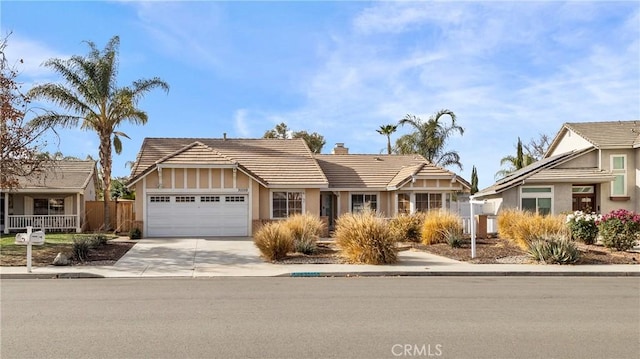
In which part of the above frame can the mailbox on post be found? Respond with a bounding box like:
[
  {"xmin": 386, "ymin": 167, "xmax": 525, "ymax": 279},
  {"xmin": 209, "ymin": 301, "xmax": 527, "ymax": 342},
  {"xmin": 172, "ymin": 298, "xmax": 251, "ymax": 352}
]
[{"xmin": 14, "ymin": 227, "xmax": 45, "ymax": 273}]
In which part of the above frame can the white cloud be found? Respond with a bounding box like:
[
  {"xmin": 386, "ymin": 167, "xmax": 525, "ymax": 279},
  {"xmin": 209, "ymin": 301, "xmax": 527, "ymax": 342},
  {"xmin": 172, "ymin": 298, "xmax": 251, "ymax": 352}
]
[
  {"xmin": 234, "ymin": 109, "xmax": 250, "ymax": 138},
  {"xmin": 251, "ymin": 2, "xmax": 639, "ymax": 188},
  {"xmin": 2, "ymin": 34, "xmax": 67, "ymax": 81}
]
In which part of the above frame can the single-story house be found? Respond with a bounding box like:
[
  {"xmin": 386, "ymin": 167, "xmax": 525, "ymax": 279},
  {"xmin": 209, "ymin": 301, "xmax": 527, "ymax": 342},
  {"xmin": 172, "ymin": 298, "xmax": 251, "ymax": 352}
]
[
  {"xmin": 475, "ymin": 120, "xmax": 639, "ymax": 215},
  {"xmin": 127, "ymin": 139, "xmax": 470, "ymax": 237},
  {"xmin": 1, "ymin": 160, "xmax": 98, "ymax": 233}
]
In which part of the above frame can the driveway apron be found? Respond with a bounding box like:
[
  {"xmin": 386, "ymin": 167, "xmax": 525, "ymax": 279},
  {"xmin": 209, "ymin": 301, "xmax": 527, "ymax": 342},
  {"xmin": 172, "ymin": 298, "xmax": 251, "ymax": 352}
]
[{"xmin": 114, "ymin": 237, "xmax": 262, "ymax": 277}]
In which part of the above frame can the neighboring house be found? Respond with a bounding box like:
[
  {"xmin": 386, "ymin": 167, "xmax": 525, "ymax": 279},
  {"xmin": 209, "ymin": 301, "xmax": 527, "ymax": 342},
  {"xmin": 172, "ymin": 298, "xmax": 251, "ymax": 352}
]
[
  {"xmin": 475, "ymin": 120, "xmax": 640, "ymax": 215},
  {"xmin": 1, "ymin": 160, "xmax": 98, "ymax": 233},
  {"xmin": 127, "ymin": 139, "xmax": 470, "ymax": 237}
]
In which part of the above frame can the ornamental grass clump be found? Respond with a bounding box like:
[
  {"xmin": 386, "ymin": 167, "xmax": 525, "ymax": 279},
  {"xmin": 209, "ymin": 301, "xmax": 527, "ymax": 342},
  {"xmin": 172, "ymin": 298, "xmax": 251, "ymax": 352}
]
[
  {"xmin": 565, "ymin": 211, "xmax": 600, "ymax": 245},
  {"xmin": 253, "ymin": 222, "xmax": 294, "ymax": 261},
  {"xmin": 497, "ymin": 209, "xmax": 567, "ymax": 250},
  {"xmin": 596, "ymin": 209, "xmax": 640, "ymax": 251},
  {"xmin": 388, "ymin": 213, "xmax": 426, "ymax": 242},
  {"xmin": 283, "ymin": 213, "xmax": 325, "ymax": 255},
  {"xmin": 421, "ymin": 210, "xmax": 464, "ymax": 245},
  {"xmin": 334, "ymin": 211, "xmax": 397, "ymax": 264},
  {"xmin": 527, "ymin": 235, "xmax": 580, "ymax": 265}
]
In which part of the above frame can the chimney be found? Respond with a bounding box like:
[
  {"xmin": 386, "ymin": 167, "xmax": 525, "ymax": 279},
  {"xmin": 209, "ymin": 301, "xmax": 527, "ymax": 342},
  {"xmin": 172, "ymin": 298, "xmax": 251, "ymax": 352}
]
[{"xmin": 332, "ymin": 143, "xmax": 349, "ymax": 155}]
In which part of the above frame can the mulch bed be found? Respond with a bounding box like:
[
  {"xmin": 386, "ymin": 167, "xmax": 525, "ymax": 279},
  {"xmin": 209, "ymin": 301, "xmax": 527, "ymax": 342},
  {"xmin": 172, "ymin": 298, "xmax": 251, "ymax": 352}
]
[
  {"xmin": 274, "ymin": 238, "xmax": 639, "ymax": 265},
  {"xmin": 0, "ymin": 241, "xmax": 135, "ymax": 267}
]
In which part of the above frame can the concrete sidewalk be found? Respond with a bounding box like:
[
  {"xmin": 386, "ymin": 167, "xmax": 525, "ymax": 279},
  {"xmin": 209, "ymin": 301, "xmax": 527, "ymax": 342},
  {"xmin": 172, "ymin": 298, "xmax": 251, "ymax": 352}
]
[{"xmin": 1, "ymin": 237, "xmax": 639, "ymax": 278}]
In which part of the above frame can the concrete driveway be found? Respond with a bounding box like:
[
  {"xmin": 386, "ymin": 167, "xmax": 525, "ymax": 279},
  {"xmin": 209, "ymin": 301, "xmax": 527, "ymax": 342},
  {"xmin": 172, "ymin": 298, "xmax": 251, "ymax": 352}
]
[
  {"xmin": 114, "ymin": 237, "xmax": 269, "ymax": 276},
  {"xmin": 111, "ymin": 236, "xmax": 470, "ymax": 277}
]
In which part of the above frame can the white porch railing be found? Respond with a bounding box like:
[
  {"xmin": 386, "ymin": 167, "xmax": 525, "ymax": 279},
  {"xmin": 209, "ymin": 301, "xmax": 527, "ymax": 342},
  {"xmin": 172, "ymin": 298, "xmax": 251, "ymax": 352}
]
[{"xmin": 8, "ymin": 215, "xmax": 78, "ymax": 231}]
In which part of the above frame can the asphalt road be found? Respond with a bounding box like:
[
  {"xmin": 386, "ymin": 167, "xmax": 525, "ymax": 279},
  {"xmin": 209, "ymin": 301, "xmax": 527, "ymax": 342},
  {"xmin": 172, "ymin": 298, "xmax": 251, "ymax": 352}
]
[{"xmin": 2, "ymin": 277, "xmax": 639, "ymax": 359}]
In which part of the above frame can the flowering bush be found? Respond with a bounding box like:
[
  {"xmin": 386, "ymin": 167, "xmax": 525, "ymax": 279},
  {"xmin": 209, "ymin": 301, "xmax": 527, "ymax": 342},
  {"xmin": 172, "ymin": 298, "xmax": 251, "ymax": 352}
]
[
  {"xmin": 596, "ymin": 209, "xmax": 640, "ymax": 251},
  {"xmin": 565, "ymin": 211, "xmax": 600, "ymax": 245}
]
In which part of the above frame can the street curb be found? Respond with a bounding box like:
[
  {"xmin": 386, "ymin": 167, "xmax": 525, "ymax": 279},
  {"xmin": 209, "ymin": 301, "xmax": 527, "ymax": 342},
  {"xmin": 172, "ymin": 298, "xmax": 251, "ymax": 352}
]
[
  {"xmin": 283, "ymin": 271, "xmax": 640, "ymax": 278},
  {"xmin": 1, "ymin": 272, "xmax": 104, "ymax": 279}
]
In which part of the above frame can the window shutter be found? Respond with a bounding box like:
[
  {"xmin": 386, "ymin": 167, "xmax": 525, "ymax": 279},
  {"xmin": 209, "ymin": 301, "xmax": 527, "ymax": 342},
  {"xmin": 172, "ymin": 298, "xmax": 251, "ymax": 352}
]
[
  {"xmin": 64, "ymin": 196, "xmax": 73, "ymax": 215},
  {"xmin": 24, "ymin": 196, "xmax": 34, "ymax": 215}
]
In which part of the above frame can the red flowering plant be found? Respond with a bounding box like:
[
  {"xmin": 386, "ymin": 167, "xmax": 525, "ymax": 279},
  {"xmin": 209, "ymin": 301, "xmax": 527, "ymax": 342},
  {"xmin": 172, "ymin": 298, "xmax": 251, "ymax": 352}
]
[{"xmin": 595, "ymin": 209, "xmax": 640, "ymax": 251}]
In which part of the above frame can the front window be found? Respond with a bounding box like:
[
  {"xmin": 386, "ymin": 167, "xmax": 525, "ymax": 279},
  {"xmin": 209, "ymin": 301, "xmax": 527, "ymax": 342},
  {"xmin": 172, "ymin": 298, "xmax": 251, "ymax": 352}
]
[
  {"xmin": 415, "ymin": 193, "xmax": 443, "ymax": 212},
  {"xmin": 272, "ymin": 191, "xmax": 303, "ymax": 218},
  {"xmin": 610, "ymin": 155, "xmax": 626, "ymax": 196},
  {"xmin": 521, "ymin": 186, "xmax": 552, "ymax": 215},
  {"xmin": 34, "ymin": 198, "xmax": 64, "ymax": 215},
  {"xmin": 397, "ymin": 193, "xmax": 410, "ymax": 214},
  {"xmin": 351, "ymin": 194, "xmax": 377, "ymax": 213}
]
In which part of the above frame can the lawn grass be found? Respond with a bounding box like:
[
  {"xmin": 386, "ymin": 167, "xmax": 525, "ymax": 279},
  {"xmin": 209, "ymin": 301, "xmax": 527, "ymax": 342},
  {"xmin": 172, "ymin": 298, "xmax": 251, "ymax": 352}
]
[{"xmin": 0, "ymin": 232, "xmax": 118, "ymax": 266}]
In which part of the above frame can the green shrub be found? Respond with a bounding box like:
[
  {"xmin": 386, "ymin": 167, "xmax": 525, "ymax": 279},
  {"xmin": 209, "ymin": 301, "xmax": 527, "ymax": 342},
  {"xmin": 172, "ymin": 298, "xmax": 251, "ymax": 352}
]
[
  {"xmin": 293, "ymin": 236, "xmax": 317, "ymax": 255},
  {"xmin": 497, "ymin": 209, "xmax": 568, "ymax": 250},
  {"xmin": 443, "ymin": 228, "xmax": 463, "ymax": 248},
  {"xmin": 389, "ymin": 213, "xmax": 425, "ymax": 242},
  {"xmin": 597, "ymin": 209, "xmax": 640, "ymax": 251},
  {"xmin": 73, "ymin": 234, "xmax": 106, "ymax": 250},
  {"xmin": 254, "ymin": 222, "xmax": 294, "ymax": 261},
  {"xmin": 283, "ymin": 213, "xmax": 325, "ymax": 254},
  {"xmin": 527, "ymin": 236, "xmax": 580, "ymax": 264},
  {"xmin": 566, "ymin": 211, "xmax": 600, "ymax": 244},
  {"xmin": 129, "ymin": 227, "xmax": 142, "ymax": 240},
  {"xmin": 334, "ymin": 211, "xmax": 397, "ymax": 264},
  {"xmin": 72, "ymin": 237, "xmax": 91, "ymax": 262},
  {"xmin": 421, "ymin": 210, "xmax": 464, "ymax": 245}
]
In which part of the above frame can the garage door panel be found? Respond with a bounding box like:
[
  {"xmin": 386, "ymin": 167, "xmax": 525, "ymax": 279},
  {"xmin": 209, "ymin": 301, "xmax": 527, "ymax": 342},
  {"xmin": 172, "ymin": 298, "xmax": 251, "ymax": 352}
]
[{"xmin": 147, "ymin": 195, "xmax": 248, "ymax": 237}]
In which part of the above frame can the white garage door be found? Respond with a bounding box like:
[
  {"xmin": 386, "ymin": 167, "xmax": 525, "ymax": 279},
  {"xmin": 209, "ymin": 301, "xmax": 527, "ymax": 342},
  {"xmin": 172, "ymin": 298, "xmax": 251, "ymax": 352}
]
[{"xmin": 147, "ymin": 194, "xmax": 248, "ymax": 237}]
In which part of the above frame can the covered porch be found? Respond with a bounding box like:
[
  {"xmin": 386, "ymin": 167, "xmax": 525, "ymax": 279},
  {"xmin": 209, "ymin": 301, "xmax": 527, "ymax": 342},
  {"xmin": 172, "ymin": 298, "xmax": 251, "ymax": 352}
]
[{"xmin": 2, "ymin": 192, "xmax": 84, "ymax": 233}]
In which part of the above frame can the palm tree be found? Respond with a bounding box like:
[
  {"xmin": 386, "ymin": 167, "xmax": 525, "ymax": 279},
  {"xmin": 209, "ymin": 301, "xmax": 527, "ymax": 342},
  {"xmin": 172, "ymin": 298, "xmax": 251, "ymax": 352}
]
[
  {"xmin": 28, "ymin": 36, "xmax": 169, "ymax": 230},
  {"xmin": 495, "ymin": 137, "xmax": 535, "ymax": 179},
  {"xmin": 396, "ymin": 109, "xmax": 464, "ymax": 170},
  {"xmin": 376, "ymin": 124, "xmax": 398, "ymax": 155}
]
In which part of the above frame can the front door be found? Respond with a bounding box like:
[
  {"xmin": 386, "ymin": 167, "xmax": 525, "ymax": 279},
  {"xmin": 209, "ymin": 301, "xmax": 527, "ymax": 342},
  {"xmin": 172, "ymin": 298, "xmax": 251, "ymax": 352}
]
[
  {"xmin": 320, "ymin": 192, "xmax": 337, "ymax": 229},
  {"xmin": 572, "ymin": 185, "xmax": 596, "ymax": 212}
]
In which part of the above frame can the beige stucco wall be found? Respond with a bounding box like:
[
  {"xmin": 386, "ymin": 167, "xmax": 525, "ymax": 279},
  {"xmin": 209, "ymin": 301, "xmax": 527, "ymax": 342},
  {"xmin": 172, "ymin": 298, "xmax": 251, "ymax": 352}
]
[
  {"xmin": 259, "ymin": 185, "xmax": 270, "ymax": 219},
  {"xmin": 553, "ymin": 184, "xmax": 572, "ymax": 214},
  {"xmin": 599, "ymin": 148, "xmax": 637, "ymax": 213},
  {"xmin": 636, "ymin": 148, "xmax": 640, "ymax": 212},
  {"xmin": 305, "ymin": 189, "xmax": 320, "ymax": 217},
  {"xmin": 251, "ymin": 181, "xmax": 260, "ymax": 220},
  {"xmin": 134, "ymin": 182, "xmax": 143, "ymax": 221},
  {"xmin": 379, "ymin": 191, "xmax": 390, "ymax": 217}
]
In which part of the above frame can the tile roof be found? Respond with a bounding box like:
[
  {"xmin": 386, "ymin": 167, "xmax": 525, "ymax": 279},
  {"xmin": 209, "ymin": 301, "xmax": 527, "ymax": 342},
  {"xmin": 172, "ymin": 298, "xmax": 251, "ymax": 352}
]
[
  {"xmin": 10, "ymin": 160, "xmax": 96, "ymax": 191},
  {"xmin": 548, "ymin": 121, "xmax": 640, "ymax": 152},
  {"xmin": 314, "ymin": 154, "xmax": 462, "ymax": 189},
  {"xmin": 130, "ymin": 138, "xmax": 328, "ymax": 187},
  {"xmin": 475, "ymin": 148, "xmax": 594, "ymax": 197},
  {"xmin": 527, "ymin": 168, "xmax": 616, "ymax": 183},
  {"xmin": 157, "ymin": 141, "xmax": 236, "ymax": 166}
]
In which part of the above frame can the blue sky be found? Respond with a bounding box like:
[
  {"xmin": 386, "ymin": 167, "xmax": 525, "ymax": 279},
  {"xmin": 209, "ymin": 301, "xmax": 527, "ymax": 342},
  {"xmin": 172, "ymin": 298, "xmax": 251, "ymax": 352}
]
[{"xmin": 3, "ymin": 1, "xmax": 639, "ymax": 189}]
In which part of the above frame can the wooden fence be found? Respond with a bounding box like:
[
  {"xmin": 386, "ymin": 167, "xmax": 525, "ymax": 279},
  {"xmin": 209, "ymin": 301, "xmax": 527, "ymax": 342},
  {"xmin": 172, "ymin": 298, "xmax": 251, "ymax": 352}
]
[{"xmin": 85, "ymin": 200, "xmax": 134, "ymax": 233}]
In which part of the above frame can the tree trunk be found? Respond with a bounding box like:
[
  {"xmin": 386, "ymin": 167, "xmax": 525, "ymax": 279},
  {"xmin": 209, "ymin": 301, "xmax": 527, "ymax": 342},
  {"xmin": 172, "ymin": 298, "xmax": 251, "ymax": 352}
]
[
  {"xmin": 99, "ymin": 132, "xmax": 112, "ymax": 231},
  {"xmin": 386, "ymin": 136, "xmax": 392, "ymax": 155}
]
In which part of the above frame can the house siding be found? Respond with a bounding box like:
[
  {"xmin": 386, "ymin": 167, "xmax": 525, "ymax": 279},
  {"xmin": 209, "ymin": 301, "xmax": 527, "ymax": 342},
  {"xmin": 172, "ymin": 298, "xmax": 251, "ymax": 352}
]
[
  {"xmin": 600, "ymin": 148, "xmax": 637, "ymax": 213},
  {"xmin": 305, "ymin": 189, "xmax": 320, "ymax": 217},
  {"xmin": 548, "ymin": 129, "xmax": 592, "ymax": 156},
  {"xmin": 556, "ymin": 151, "xmax": 597, "ymax": 168}
]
